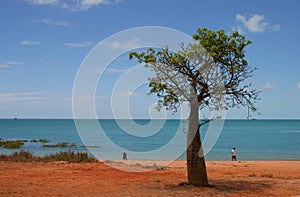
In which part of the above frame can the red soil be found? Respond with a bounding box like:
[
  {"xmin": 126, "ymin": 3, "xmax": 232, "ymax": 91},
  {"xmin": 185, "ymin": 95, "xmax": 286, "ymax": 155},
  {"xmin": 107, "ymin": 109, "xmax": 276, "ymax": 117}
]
[{"xmin": 0, "ymin": 160, "xmax": 299, "ymax": 196}]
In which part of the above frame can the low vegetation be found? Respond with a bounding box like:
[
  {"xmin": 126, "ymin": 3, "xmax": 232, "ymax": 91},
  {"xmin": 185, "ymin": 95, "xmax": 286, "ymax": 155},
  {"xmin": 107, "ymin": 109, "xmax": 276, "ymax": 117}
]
[
  {"xmin": 0, "ymin": 138, "xmax": 76, "ymax": 149},
  {"xmin": 43, "ymin": 142, "xmax": 77, "ymax": 148},
  {"xmin": 0, "ymin": 150, "xmax": 97, "ymax": 163},
  {"xmin": 36, "ymin": 139, "xmax": 50, "ymax": 143},
  {"xmin": 0, "ymin": 139, "xmax": 24, "ymax": 149}
]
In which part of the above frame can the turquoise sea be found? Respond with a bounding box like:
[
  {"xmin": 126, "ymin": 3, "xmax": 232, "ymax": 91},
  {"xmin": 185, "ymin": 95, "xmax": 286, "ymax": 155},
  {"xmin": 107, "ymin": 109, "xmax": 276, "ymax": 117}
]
[{"xmin": 0, "ymin": 119, "xmax": 299, "ymax": 161}]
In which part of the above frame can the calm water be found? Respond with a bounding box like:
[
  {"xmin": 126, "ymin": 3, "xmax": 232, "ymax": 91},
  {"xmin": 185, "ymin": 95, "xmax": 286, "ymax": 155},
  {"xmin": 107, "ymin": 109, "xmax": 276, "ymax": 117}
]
[{"xmin": 0, "ymin": 119, "xmax": 299, "ymax": 161}]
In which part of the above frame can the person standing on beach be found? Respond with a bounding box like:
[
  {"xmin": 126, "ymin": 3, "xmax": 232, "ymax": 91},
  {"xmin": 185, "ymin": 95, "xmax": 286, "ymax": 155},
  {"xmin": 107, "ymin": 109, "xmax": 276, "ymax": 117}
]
[
  {"xmin": 231, "ymin": 147, "xmax": 237, "ymax": 161},
  {"xmin": 122, "ymin": 151, "xmax": 127, "ymax": 161}
]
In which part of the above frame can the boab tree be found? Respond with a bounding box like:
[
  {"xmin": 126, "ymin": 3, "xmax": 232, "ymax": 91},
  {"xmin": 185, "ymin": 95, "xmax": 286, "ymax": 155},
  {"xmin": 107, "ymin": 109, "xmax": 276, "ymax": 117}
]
[{"xmin": 129, "ymin": 28, "xmax": 259, "ymax": 186}]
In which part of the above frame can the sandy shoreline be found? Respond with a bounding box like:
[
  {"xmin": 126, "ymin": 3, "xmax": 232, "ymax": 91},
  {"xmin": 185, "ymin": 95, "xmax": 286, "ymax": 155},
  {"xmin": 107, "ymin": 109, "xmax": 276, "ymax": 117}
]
[
  {"xmin": 0, "ymin": 160, "xmax": 299, "ymax": 196},
  {"xmin": 103, "ymin": 159, "xmax": 300, "ymax": 167}
]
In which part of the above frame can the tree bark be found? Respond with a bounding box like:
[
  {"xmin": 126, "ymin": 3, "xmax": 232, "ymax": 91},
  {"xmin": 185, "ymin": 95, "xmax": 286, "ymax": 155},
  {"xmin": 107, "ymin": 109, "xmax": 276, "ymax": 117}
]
[{"xmin": 187, "ymin": 100, "xmax": 209, "ymax": 186}]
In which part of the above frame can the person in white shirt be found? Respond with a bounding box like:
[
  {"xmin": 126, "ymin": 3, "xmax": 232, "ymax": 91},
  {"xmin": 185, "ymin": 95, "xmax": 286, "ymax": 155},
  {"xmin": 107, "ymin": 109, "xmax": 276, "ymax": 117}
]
[{"xmin": 231, "ymin": 147, "xmax": 237, "ymax": 161}]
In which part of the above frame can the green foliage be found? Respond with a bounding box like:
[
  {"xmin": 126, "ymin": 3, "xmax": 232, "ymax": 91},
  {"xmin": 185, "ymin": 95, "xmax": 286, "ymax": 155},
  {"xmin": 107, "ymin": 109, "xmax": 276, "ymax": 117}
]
[
  {"xmin": 0, "ymin": 150, "xmax": 97, "ymax": 163},
  {"xmin": 43, "ymin": 151, "xmax": 96, "ymax": 162},
  {"xmin": 1, "ymin": 150, "xmax": 35, "ymax": 161},
  {"xmin": 129, "ymin": 27, "xmax": 259, "ymax": 114},
  {"xmin": 0, "ymin": 139, "xmax": 24, "ymax": 149}
]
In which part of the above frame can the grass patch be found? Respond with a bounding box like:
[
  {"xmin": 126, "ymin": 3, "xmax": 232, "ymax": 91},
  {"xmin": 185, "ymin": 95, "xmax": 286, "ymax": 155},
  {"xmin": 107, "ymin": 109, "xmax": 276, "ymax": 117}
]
[
  {"xmin": 0, "ymin": 150, "xmax": 35, "ymax": 161},
  {"xmin": 0, "ymin": 139, "xmax": 24, "ymax": 149},
  {"xmin": 0, "ymin": 150, "xmax": 97, "ymax": 163},
  {"xmin": 43, "ymin": 151, "xmax": 96, "ymax": 162}
]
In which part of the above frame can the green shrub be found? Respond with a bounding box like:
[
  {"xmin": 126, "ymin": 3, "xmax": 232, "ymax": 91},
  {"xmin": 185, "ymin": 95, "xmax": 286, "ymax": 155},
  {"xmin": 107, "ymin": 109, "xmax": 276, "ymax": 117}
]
[
  {"xmin": 41, "ymin": 151, "xmax": 97, "ymax": 162},
  {"xmin": 0, "ymin": 150, "xmax": 36, "ymax": 162},
  {"xmin": 11, "ymin": 150, "xmax": 35, "ymax": 161},
  {"xmin": 0, "ymin": 150, "xmax": 97, "ymax": 163}
]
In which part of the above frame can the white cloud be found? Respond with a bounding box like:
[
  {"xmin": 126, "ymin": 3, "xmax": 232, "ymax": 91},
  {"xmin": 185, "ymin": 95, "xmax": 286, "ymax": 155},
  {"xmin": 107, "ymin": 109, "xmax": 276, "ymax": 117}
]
[
  {"xmin": 0, "ymin": 92, "xmax": 49, "ymax": 102},
  {"xmin": 21, "ymin": 40, "xmax": 42, "ymax": 45},
  {"xmin": 0, "ymin": 64, "xmax": 11, "ymax": 69},
  {"xmin": 235, "ymin": 14, "xmax": 280, "ymax": 33},
  {"xmin": 6, "ymin": 61, "xmax": 28, "ymax": 65},
  {"xmin": 104, "ymin": 39, "xmax": 144, "ymax": 50},
  {"xmin": 24, "ymin": 0, "xmax": 122, "ymax": 11},
  {"xmin": 64, "ymin": 41, "xmax": 95, "ymax": 48},
  {"xmin": 0, "ymin": 61, "xmax": 28, "ymax": 69},
  {"xmin": 0, "ymin": 92, "xmax": 109, "ymax": 102},
  {"xmin": 71, "ymin": 96, "xmax": 111, "ymax": 101},
  {"xmin": 261, "ymin": 82, "xmax": 275, "ymax": 89},
  {"xmin": 33, "ymin": 19, "xmax": 72, "ymax": 27},
  {"xmin": 297, "ymin": 81, "xmax": 300, "ymax": 88},
  {"xmin": 105, "ymin": 68, "xmax": 128, "ymax": 73},
  {"xmin": 0, "ymin": 92, "xmax": 48, "ymax": 97},
  {"xmin": 0, "ymin": 91, "xmax": 111, "ymax": 103},
  {"xmin": 73, "ymin": 0, "xmax": 123, "ymax": 11},
  {"xmin": 24, "ymin": 0, "xmax": 60, "ymax": 5},
  {"xmin": 40, "ymin": 59, "xmax": 57, "ymax": 64},
  {"xmin": 270, "ymin": 24, "xmax": 281, "ymax": 32},
  {"xmin": 78, "ymin": 0, "xmax": 110, "ymax": 11},
  {"xmin": 119, "ymin": 91, "xmax": 138, "ymax": 97},
  {"xmin": 236, "ymin": 14, "xmax": 267, "ymax": 33}
]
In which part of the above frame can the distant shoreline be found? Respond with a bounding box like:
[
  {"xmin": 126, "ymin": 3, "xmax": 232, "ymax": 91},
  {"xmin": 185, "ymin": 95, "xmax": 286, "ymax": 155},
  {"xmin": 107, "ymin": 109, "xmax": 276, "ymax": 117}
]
[{"xmin": 1, "ymin": 150, "xmax": 300, "ymax": 162}]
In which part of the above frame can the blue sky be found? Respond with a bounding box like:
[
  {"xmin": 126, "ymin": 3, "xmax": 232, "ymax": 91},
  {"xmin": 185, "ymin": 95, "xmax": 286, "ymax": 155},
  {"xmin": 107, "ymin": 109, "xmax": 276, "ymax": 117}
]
[{"xmin": 0, "ymin": 0, "xmax": 299, "ymax": 119}]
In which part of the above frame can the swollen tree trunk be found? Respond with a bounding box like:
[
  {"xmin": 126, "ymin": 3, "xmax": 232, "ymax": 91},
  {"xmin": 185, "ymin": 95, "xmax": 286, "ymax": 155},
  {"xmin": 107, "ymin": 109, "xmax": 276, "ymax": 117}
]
[{"xmin": 187, "ymin": 100, "xmax": 209, "ymax": 186}]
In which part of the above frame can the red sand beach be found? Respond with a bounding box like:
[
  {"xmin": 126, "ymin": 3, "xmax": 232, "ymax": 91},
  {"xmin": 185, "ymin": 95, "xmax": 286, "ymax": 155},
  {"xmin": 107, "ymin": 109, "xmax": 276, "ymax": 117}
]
[{"xmin": 0, "ymin": 160, "xmax": 299, "ymax": 196}]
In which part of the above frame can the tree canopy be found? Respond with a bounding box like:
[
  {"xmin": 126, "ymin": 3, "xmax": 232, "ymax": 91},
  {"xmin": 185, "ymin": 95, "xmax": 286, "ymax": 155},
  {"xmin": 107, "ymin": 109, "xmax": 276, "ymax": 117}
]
[{"xmin": 129, "ymin": 28, "xmax": 259, "ymax": 115}]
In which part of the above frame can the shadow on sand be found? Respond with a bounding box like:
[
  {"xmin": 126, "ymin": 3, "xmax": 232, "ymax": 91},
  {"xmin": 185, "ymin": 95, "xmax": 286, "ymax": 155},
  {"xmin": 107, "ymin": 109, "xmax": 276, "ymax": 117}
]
[{"xmin": 163, "ymin": 178, "xmax": 273, "ymax": 196}]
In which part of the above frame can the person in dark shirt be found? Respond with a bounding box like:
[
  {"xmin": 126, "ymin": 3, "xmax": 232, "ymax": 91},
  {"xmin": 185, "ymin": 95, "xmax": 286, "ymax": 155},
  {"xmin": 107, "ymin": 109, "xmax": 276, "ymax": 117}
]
[{"xmin": 122, "ymin": 151, "xmax": 127, "ymax": 161}]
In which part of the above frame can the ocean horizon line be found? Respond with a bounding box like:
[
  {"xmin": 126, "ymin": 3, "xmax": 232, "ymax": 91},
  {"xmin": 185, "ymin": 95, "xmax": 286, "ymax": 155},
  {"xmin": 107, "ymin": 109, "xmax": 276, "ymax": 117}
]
[{"xmin": 1, "ymin": 118, "xmax": 300, "ymax": 121}]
